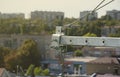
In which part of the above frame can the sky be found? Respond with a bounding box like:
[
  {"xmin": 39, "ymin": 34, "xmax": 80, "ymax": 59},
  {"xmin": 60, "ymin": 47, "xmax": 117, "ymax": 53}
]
[{"xmin": 0, "ymin": 0, "xmax": 120, "ymax": 18}]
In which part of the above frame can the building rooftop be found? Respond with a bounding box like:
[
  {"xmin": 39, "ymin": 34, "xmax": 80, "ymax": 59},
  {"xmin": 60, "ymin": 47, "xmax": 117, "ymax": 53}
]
[
  {"xmin": 96, "ymin": 74, "xmax": 120, "ymax": 77},
  {"xmin": 65, "ymin": 57, "xmax": 97, "ymax": 62},
  {"xmin": 89, "ymin": 57, "xmax": 120, "ymax": 64}
]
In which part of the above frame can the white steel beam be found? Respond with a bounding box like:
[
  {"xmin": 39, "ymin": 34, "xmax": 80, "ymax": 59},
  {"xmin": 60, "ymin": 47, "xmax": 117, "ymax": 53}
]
[
  {"xmin": 51, "ymin": 26, "xmax": 120, "ymax": 47},
  {"xmin": 60, "ymin": 36, "xmax": 120, "ymax": 47}
]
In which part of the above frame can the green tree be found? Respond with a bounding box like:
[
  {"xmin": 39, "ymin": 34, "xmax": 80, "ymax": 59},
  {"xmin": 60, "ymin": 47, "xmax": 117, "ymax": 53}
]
[
  {"xmin": 84, "ymin": 32, "xmax": 97, "ymax": 37},
  {"xmin": 4, "ymin": 39, "xmax": 41, "ymax": 71},
  {"xmin": 18, "ymin": 39, "xmax": 40, "ymax": 68},
  {"xmin": 0, "ymin": 46, "xmax": 11, "ymax": 67},
  {"xmin": 63, "ymin": 17, "xmax": 77, "ymax": 25},
  {"xmin": 74, "ymin": 49, "xmax": 83, "ymax": 57},
  {"xmin": 100, "ymin": 15, "xmax": 112, "ymax": 20},
  {"xmin": 42, "ymin": 69, "xmax": 49, "ymax": 76},
  {"xmin": 108, "ymin": 33, "xmax": 120, "ymax": 37},
  {"xmin": 4, "ymin": 51, "xmax": 21, "ymax": 71},
  {"xmin": 66, "ymin": 45, "xmax": 74, "ymax": 52},
  {"xmin": 26, "ymin": 64, "xmax": 35, "ymax": 76},
  {"xmin": 26, "ymin": 66, "xmax": 49, "ymax": 76},
  {"xmin": 34, "ymin": 67, "xmax": 42, "ymax": 76}
]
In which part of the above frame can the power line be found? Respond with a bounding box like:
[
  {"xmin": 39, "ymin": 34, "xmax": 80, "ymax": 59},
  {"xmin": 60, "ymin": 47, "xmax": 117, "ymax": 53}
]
[{"xmin": 64, "ymin": 0, "xmax": 115, "ymax": 27}]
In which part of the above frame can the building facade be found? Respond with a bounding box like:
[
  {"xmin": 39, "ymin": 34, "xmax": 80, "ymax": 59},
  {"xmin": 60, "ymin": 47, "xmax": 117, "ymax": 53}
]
[
  {"xmin": 86, "ymin": 57, "xmax": 120, "ymax": 75},
  {"xmin": 101, "ymin": 26, "xmax": 120, "ymax": 37},
  {"xmin": 31, "ymin": 11, "xmax": 64, "ymax": 26},
  {"xmin": 106, "ymin": 10, "xmax": 120, "ymax": 20},
  {"xmin": 41, "ymin": 57, "xmax": 97, "ymax": 75},
  {"xmin": 0, "ymin": 13, "xmax": 25, "ymax": 19},
  {"xmin": 82, "ymin": 46, "xmax": 120, "ymax": 57},
  {"xmin": 80, "ymin": 11, "xmax": 98, "ymax": 21}
]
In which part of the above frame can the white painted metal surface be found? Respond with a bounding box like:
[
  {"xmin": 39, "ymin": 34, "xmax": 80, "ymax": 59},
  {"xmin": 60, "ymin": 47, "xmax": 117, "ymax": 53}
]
[
  {"xmin": 61, "ymin": 36, "xmax": 120, "ymax": 47},
  {"xmin": 51, "ymin": 26, "xmax": 120, "ymax": 47}
]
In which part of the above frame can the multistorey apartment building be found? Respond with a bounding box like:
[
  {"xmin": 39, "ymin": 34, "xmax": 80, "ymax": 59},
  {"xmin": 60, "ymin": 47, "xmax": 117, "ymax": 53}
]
[
  {"xmin": 106, "ymin": 10, "xmax": 120, "ymax": 20},
  {"xmin": 0, "ymin": 12, "xmax": 25, "ymax": 19},
  {"xmin": 101, "ymin": 26, "xmax": 120, "ymax": 36},
  {"xmin": 31, "ymin": 11, "xmax": 64, "ymax": 20},
  {"xmin": 31, "ymin": 11, "xmax": 64, "ymax": 26},
  {"xmin": 80, "ymin": 11, "xmax": 98, "ymax": 21}
]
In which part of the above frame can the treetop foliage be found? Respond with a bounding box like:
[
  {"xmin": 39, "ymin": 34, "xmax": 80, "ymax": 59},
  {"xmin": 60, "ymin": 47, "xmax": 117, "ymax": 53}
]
[
  {"xmin": 2, "ymin": 39, "xmax": 41, "ymax": 72},
  {"xmin": 26, "ymin": 64, "xmax": 49, "ymax": 76},
  {"xmin": 0, "ymin": 16, "xmax": 120, "ymax": 36}
]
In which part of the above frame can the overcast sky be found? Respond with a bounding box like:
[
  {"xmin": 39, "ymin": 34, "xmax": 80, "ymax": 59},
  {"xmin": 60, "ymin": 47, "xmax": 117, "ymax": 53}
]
[{"xmin": 0, "ymin": 0, "xmax": 120, "ymax": 18}]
